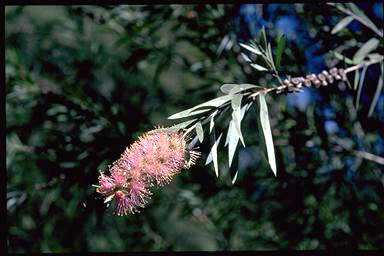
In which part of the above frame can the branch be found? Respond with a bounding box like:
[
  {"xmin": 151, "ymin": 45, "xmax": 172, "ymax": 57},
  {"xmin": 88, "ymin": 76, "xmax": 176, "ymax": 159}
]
[{"xmin": 332, "ymin": 137, "xmax": 384, "ymax": 165}]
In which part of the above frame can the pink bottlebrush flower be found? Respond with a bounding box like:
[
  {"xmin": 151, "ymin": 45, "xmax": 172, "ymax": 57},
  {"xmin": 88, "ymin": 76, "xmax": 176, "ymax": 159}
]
[
  {"xmin": 94, "ymin": 127, "xmax": 200, "ymax": 216},
  {"xmin": 96, "ymin": 172, "xmax": 118, "ymax": 196}
]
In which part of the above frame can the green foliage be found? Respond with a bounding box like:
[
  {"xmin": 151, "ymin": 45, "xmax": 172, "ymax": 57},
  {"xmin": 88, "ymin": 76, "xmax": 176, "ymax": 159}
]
[{"xmin": 6, "ymin": 4, "xmax": 384, "ymax": 252}]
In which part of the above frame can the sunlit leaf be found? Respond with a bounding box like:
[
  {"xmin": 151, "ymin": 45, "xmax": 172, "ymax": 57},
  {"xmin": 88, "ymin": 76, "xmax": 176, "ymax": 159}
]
[
  {"xmin": 231, "ymin": 94, "xmax": 245, "ymax": 147},
  {"xmin": 353, "ymin": 38, "xmax": 380, "ymax": 63},
  {"xmin": 231, "ymin": 170, "xmax": 239, "ymax": 185},
  {"xmin": 241, "ymin": 52, "xmax": 252, "ymax": 62},
  {"xmin": 275, "ymin": 34, "xmax": 286, "ymax": 69},
  {"xmin": 239, "ymin": 42, "xmax": 262, "ymax": 55},
  {"xmin": 231, "ymin": 94, "xmax": 243, "ymax": 110},
  {"xmin": 227, "ymin": 119, "xmax": 239, "ymax": 168},
  {"xmin": 104, "ymin": 194, "xmax": 115, "ymax": 204},
  {"xmin": 211, "ymin": 131, "xmax": 223, "ymax": 177},
  {"xmin": 205, "ymin": 150, "xmax": 213, "ymax": 166},
  {"xmin": 230, "ymin": 84, "xmax": 261, "ymax": 94},
  {"xmin": 220, "ymin": 84, "xmax": 237, "ymax": 94},
  {"xmin": 168, "ymin": 95, "xmax": 233, "ymax": 119},
  {"xmin": 368, "ymin": 53, "xmax": 384, "ymax": 61},
  {"xmin": 259, "ymin": 94, "xmax": 277, "ymax": 176},
  {"xmin": 331, "ymin": 16, "xmax": 354, "ymax": 34},
  {"xmin": 250, "ymin": 63, "xmax": 268, "ymax": 71},
  {"xmin": 195, "ymin": 121, "xmax": 204, "ymax": 143},
  {"xmin": 354, "ymin": 69, "xmax": 360, "ymax": 91},
  {"xmin": 209, "ymin": 109, "xmax": 218, "ymax": 133}
]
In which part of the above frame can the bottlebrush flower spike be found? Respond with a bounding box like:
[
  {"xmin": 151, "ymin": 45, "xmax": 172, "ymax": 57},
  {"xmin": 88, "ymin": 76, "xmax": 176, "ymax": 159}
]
[{"xmin": 94, "ymin": 127, "xmax": 200, "ymax": 216}]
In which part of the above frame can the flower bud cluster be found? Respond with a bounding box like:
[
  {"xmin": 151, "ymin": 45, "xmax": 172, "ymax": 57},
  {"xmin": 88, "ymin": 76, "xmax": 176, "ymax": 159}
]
[
  {"xmin": 276, "ymin": 68, "xmax": 347, "ymax": 94},
  {"xmin": 95, "ymin": 128, "xmax": 200, "ymax": 216}
]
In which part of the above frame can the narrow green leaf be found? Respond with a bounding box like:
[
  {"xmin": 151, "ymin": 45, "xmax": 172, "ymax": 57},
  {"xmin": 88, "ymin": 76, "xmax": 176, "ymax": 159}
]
[
  {"xmin": 368, "ymin": 64, "xmax": 383, "ymax": 117},
  {"xmin": 260, "ymin": 26, "xmax": 267, "ymax": 48},
  {"xmin": 168, "ymin": 95, "xmax": 233, "ymax": 119},
  {"xmin": 334, "ymin": 51, "xmax": 354, "ymax": 65},
  {"xmin": 275, "ymin": 34, "xmax": 286, "ymax": 69},
  {"xmin": 104, "ymin": 194, "xmax": 115, "ymax": 204},
  {"xmin": 212, "ymin": 131, "xmax": 223, "ymax": 177},
  {"xmin": 267, "ymin": 43, "xmax": 275, "ymax": 68},
  {"xmin": 346, "ymin": 3, "xmax": 382, "ymax": 37},
  {"xmin": 231, "ymin": 94, "xmax": 245, "ymax": 147},
  {"xmin": 205, "ymin": 150, "xmax": 213, "ymax": 166},
  {"xmin": 259, "ymin": 94, "xmax": 277, "ymax": 176},
  {"xmin": 228, "ymin": 119, "xmax": 239, "ymax": 168},
  {"xmin": 355, "ymin": 65, "xmax": 367, "ymax": 110},
  {"xmin": 354, "ymin": 69, "xmax": 360, "ymax": 91},
  {"xmin": 353, "ymin": 38, "xmax": 380, "ymax": 63},
  {"xmin": 195, "ymin": 121, "xmax": 204, "ymax": 143},
  {"xmin": 231, "ymin": 170, "xmax": 239, "ymax": 185},
  {"xmin": 331, "ymin": 16, "xmax": 354, "ymax": 34},
  {"xmin": 250, "ymin": 63, "xmax": 268, "ymax": 71},
  {"xmin": 231, "ymin": 94, "xmax": 243, "ymax": 110},
  {"xmin": 209, "ymin": 109, "xmax": 218, "ymax": 134},
  {"xmin": 239, "ymin": 42, "xmax": 262, "ymax": 55},
  {"xmin": 241, "ymin": 52, "xmax": 252, "ymax": 62},
  {"xmin": 166, "ymin": 119, "xmax": 197, "ymax": 132},
  {"xmin": 368, "ymin": 53, "xmax": 384, "ymax": 61},
  {"xmin": 230, "ymin": 84, "xmax": 261, "ymax": 94},
  {"xmin": 220, "ymin": 84, "xmax": 237, "ymax": 94},
  {"xmin": 226, "ymin": 102, "xmax": 253, "ymax": 148}
]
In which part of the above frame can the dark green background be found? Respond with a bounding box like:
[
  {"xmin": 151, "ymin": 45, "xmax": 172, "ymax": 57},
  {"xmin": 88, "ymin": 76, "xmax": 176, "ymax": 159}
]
[{"xmin": 6, "ymin": 5, "xmax": 384, "ymax": 252}]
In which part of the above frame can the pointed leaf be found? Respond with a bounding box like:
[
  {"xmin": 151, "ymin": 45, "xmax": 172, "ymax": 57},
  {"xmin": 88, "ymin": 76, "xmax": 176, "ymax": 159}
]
[
  {"xmin": 267, "ymin": 42, "xmax": 275, "ymax": 68},
  {"xmin": 331, "ymin": 16, "xmax": 354, "ymax": 34},
  {"xmin": 250, "ymin": 63, "xmax": 268, "ymax": 71},
  {"xmin": 231, "ymin": 94, "xmax": 243, "ymax": 110},
  {"xmin": 356, "ymin": 65, "xmax": 367, "ymax": 110},
  {"xmin": 346, "ymin": 3, "xmax": 382, "ymax": 37},
  {"xmin": 168, "ymin": 95, "xmax": 233, "ymax": 119},
  {"xmin": 104, "ymin": 194, "xmax": 115, "ymax": 204},
  {"xmin": 231, "ymin": 170, "xmax": 239, "ymax": 185},
  {"xmin": 368, "ymin": 63, "xmax": 383, "ymax": 117},
  {"xmin": 212, "ymin": 131, "xmax": 223, "ymax": 177},
  {"xmin": 232, "ymin": 109, "xmax": 245, "ymax": 147},
  {"xmin": 239, "ymin": 42, "xmax": 262, "ymax": 55},
  {"xmin": 259, "ymin": 94, "xmax": 277, "ymax": 176},
  {"xmin": 241, "ymin": 52, "xmax": 252, "ymax": 62},
  {"xmin": 228, "ymin": 119, "xmax": 240, "ymax": 168},
  {"xmin": 225, "ymin": 119, "xmax": 233, "ymax": 147},
  {"xmin": 167, "ymin": 119, "xmax": 197, "ymax": 132},
  {"xmin": 354, "ymin": 69, "xmax": 360, "ymax": 91},
  {"xmin": 209, "ymin": 109, "xmax": 218, "ymax": 134},
  {"xmin": 353, "ymin": 38, "xmax": 380, "ymax": 63},
  {"xmin": 195, "ymin": 121, "xmax": 204, "ymax": 143},
  {"xmin": 260, "ymin": 26, "xmax": 267, "ymax": 48},
  {"xmin": 205, "ymin": 150, "xmax": 213, "ymax": 166},
  {"xmin": 189, "ymin": 135, "xmax": 199, "ymax": 150},
  {"xmin": 231, "ymin": 94, "xmax": 245, "ymax": 147},
  {"xmin": 230, "ymin": 84, "xmax": 261, "ymax": 94},
  {"xmin": 220, "ymin": 84, "xmax": 237, "ymax": 94},
  {"xmin": 275, "ymin": 34, "xmax": 286, "ymax": 69},
  {"xmin": 334, "ymin": 51, "xmax": 354, "ymax": 65}
]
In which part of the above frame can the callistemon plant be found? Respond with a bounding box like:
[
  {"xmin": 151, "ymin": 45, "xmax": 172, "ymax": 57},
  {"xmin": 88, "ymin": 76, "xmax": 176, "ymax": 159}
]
[
  {"xmin": 94, "ymin": 3, "xmax": 383, "ymax": 216},
  {"xmin": 94, "ymin": 127, "xmax": 200, "ymax": 216}
]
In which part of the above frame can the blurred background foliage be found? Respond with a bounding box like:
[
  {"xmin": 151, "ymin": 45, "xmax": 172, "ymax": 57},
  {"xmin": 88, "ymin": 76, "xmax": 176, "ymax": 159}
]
[{"xmin": 6, "ymin": 4, "xmax": 384, "ymax": 252}]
